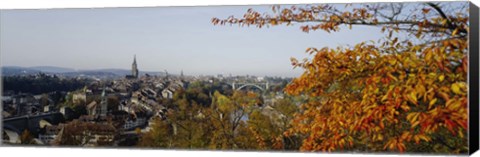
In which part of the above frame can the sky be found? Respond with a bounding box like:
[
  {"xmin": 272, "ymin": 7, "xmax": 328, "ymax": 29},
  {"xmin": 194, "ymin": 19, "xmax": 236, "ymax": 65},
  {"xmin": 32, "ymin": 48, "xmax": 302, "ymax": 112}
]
[{"xmin": 0, "ymin": 3, "xmax": 462, "ymax": 77}]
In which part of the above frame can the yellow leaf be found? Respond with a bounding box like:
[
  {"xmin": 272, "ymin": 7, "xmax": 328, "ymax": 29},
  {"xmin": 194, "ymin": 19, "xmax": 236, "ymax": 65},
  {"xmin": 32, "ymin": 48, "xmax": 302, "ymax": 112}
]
[
  {"xmin": 428, "ymin": 98, "xmax": 437, "ymax": 109},
  {"xmin": 425, "ymin": 51, "xmax": 432, "ymax": 62},
  {"xmin": 305, "ymin": 47, "xmax": 312, "ymax": 53},
  {"xmin": 447, "ymin": 100, "xmax": 462, "ymax": 110},
  {"xmin": 411, "ymin": 121, "xmax": 420, "ymax": 128},
  {"xmin": 438, "ymin": 91, "xmax": 450, "ymax": 101},
  {"xmin": 451, "ymin": 83, "xmax": 462, "ymax": 94},
  {"xmin": 270, "ymin": 20, "xmax": 278, "ymax": 25},
  {"xmin": 389, "ymin": 142, "xmax": 395, "ymax": 150},
  {"xmin": 408, "ymin": 91, "xmax": 418, "ymax": 105},
  {"xmin": 441, "ymin": 19, "xmax": 448, "ymax": 25},
  {"xmin": 381, "ymin": 94, "xmax": 388, "ymax": 102},
  {"xmin": 438, "ymin": 74, "xmax": 445, "ymax": 82},
  {"xmin": 414, "ymin": 135, "xmax": 420, "ymax": 144},
  {"xmin": 400, "ymin": 104, "xmax": 410, "ymax": 111},
  {"xmin": 406, "ymin": 113, "xmax": 415, "ymax": 122},
  {"xmin": 387, "ymin": 73, "xmax": 398, "ymax": 81},
  {"xmin": 407, "ymin": 112, "xmax": 420, "ymax": 124},
  {"xmin": 401, "ymin": 131, "xmax": 410, "ymax": 140},
  {"xmin": 418, "ymin": 134, "xmax": 430, "ymax": 142},
  {"xmin": 452, "ymin": 28, "xmax": 459, "ymax": 36},
  {"xmin": 388, "ymin": 59, "xmax": 397, "ymax": 65},
  {"xmin": 378, "ymin": 134, "xmax": 384, "ymax": 141},
  {"xmin": 406, "ymin": 112, "xmax": 419, "ymax": 123},
  {"xmin": 458, "ymin": 130, "xmax": 464, "ymax": 138},
  {"xmin": 416, "ymin": 85, "xmax": 426, "ymax": 97}
]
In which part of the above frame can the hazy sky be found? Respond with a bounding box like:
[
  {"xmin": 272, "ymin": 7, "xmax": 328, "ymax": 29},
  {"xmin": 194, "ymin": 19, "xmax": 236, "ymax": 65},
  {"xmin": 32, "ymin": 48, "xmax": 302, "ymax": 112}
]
[{"xmin": 1, "ymin": 4, "xmax": 395, "ymax": 77}]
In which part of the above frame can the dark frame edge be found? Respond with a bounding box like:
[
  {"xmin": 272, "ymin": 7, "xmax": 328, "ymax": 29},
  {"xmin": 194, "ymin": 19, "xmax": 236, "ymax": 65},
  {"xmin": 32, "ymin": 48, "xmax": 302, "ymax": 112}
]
[{"xmin": 469, "ymin": 1, "xmax": 480, "ymax": 155}]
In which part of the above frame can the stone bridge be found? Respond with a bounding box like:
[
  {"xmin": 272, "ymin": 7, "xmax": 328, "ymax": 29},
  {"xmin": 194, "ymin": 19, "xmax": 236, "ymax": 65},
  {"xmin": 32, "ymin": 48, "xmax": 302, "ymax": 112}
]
[
  {"xmin": 231, "ymin": 82, "xmax": 269, "ymax": 91},
  {"xmin": 3, "ymin": 112, "xmax": 64, "ymax": 136}
]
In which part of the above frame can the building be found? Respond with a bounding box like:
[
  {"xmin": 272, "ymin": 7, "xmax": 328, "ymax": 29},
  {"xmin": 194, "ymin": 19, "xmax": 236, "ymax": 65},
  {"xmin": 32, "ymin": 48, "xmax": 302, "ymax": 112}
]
[
  {"xmin": 99, "ymin": 88, "xmax": 108, "ymax": 117},
  {"xmin": 3, "ymin": 129, "xmax": 20, "ymax": 144},
  {"xmin": 86, "ymin": 87, "xmax": 108, "ymax": 118},
  {"xmin": 40, "ymin": 121, "xmax": 116, "ymax": 146},
  {"xmin": 39, "ymin": 124, "xmax": 64, "ymax": 145},
  {"xmin": 72, "ymin": 92, "xmax": 87, "ymax": 105},
  {"xmin": 161, "ymin": 88, "xmax": 174, "ymax": 99},
  {"xmin": 11, "ymin": 94, "xmax": 39, "ymax": 116},
  {"xmin": 87, "ymin": 101, "xmax": 98, "ymax": 116},
  {"xmin": 126, "ymin": 55, "xmax": 139, "ymax": 79}
]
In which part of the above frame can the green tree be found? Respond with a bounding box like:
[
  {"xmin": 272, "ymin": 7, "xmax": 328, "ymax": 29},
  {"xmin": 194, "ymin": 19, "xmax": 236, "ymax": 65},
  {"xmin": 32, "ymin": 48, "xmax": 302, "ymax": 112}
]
[
  {"xmin": 137, "ymin": 119, "xmax": 173, "ymax": 148},
  {"xmin": 206, "ymin": 91, "xmax": 260, "ymax": 149},
  {"xmin": 139, "ymin": 90, "xmax": 214, "ymax": 149}
]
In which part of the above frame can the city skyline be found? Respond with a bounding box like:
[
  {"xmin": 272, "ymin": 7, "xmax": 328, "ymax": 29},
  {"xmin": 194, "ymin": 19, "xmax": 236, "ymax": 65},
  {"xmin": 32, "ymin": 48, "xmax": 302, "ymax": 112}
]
[
  {"xmin": 0, "ymin": 4, "xmax": 386, "ymax": 77},
  {"xmin": 2, "ymin": 55, "xmax": 296, "ymax": 78}
]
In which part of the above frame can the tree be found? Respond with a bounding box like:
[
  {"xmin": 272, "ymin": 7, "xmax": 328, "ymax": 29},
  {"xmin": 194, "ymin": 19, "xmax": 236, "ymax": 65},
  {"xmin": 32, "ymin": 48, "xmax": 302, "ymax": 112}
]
[
  {"xmin": 168, "ymin": 100, "xmax": 213, "ymax": 149},
  {"xmin": 246, "ymin": 109, "xmax": 279, "ymax": 150},
  {"xmin": 138, "ymin": 88, "xmax": 298, "ymax": 150},
  {"xmin": 271, "ymin": 98, "xmax": 302, "ymax": 150},
  {"xmin": 137, "ymin": 119, "xmax": 173, "ymax": 148},
  {"xmin": 139, "ymin": 89, "xmax": 214, "ymax": 149},
  {"xmin": 135, "ymin": 127, "xmax": 142, "ymax": 135},
  {"xmin": 20, "ymin": 129, "xmax": 36, "ymax": 145},
  {"xmin": 207, "ymin": 91, "xmax": 259, "ymax": 149},
  {"xmin": 213, "ymin": 2, "xmax": 468, "ymax": 153},
  {"xmin": 2, "ymin": 75, "xmax": 89, "ymax": 94}
]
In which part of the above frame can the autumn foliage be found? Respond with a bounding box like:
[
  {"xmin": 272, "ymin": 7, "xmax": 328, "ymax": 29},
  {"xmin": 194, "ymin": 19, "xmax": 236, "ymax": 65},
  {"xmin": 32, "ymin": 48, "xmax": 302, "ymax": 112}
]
[
  {"xmin": 213, "ymin": 2, "xmax": 469, "ymax": 154},
  {"xmin": 138, "ymin": 82, "xmax": 299, "ymax": 150}
]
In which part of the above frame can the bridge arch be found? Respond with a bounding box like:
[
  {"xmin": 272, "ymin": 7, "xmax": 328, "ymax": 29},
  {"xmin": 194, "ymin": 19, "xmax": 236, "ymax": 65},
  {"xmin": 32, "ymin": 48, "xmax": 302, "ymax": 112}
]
[
  {"xmin": 39, "ymin": 118, "xmax": 53, "ymax": 129},
  {"xmin": 42, "ymin": 117, "xmax": 54, "ymax": 123},
  {"xmin": 3, "ymin": 124, "xmax": 21, "ymax": 134},
  {"xmin": 236, "ymin": 84, "xmax": 265, "ymax": 91},
  {"xmin": 231, "ymin": 81, "xmax": 270, "ymax": 91}
]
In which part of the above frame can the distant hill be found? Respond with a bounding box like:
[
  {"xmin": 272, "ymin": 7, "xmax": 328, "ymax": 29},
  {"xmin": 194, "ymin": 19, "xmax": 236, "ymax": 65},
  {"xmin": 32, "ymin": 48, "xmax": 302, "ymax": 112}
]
[
  {"xmin": 2, "ymin": 66, "xmax": 166, "ymax": 78},
  {"xmin": 77, "ymin": 69, "xmax": 166, "ymax": 76},
  {"xmin": 29, "ymin": 66, "xmax": 76, "ymax": 73},
  {"xmin": 2, "ymin": 66, "xmax": 41, "ymax": 76},
  {"xmin": 79, "ymin": 69, "xmax": 130, "ymax": 76}
]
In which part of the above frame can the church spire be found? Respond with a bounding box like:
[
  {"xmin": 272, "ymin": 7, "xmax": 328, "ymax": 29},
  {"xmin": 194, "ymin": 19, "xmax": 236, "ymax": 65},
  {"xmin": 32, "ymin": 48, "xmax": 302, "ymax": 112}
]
[
  {"xmin": 132, "ymin": 54, "xmax": 139, "ymax": 78},
  {"xmin": 101, "ymin": 85, "xmax": 106, "ymax": 99},
  {"xmin": 180, "ymin": 70, "xmax": 184, "ymax": 80},
  {"xmin": 133, "ymin": 55, "xmax": 137, "ymax": 65}
]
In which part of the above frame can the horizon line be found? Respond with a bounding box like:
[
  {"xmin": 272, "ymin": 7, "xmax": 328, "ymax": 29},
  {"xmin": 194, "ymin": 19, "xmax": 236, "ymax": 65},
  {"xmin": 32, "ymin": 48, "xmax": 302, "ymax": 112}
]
[{"xmin": 1, "ymin": 65, "xmax": 298, "ymax": 78}]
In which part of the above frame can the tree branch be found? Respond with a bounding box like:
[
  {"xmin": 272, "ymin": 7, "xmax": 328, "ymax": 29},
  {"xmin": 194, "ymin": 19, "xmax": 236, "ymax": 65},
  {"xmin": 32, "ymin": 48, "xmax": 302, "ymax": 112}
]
[{"xmin": 426, "ymin": 2, "xmax": 467, "ymax": 34}]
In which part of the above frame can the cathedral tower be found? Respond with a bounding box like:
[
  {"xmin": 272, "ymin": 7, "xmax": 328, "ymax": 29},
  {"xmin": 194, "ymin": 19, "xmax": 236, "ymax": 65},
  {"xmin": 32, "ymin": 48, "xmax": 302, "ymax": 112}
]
[{"xmin": 132, "ymin": 55, "xmax": 139, "ymax": 78}]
